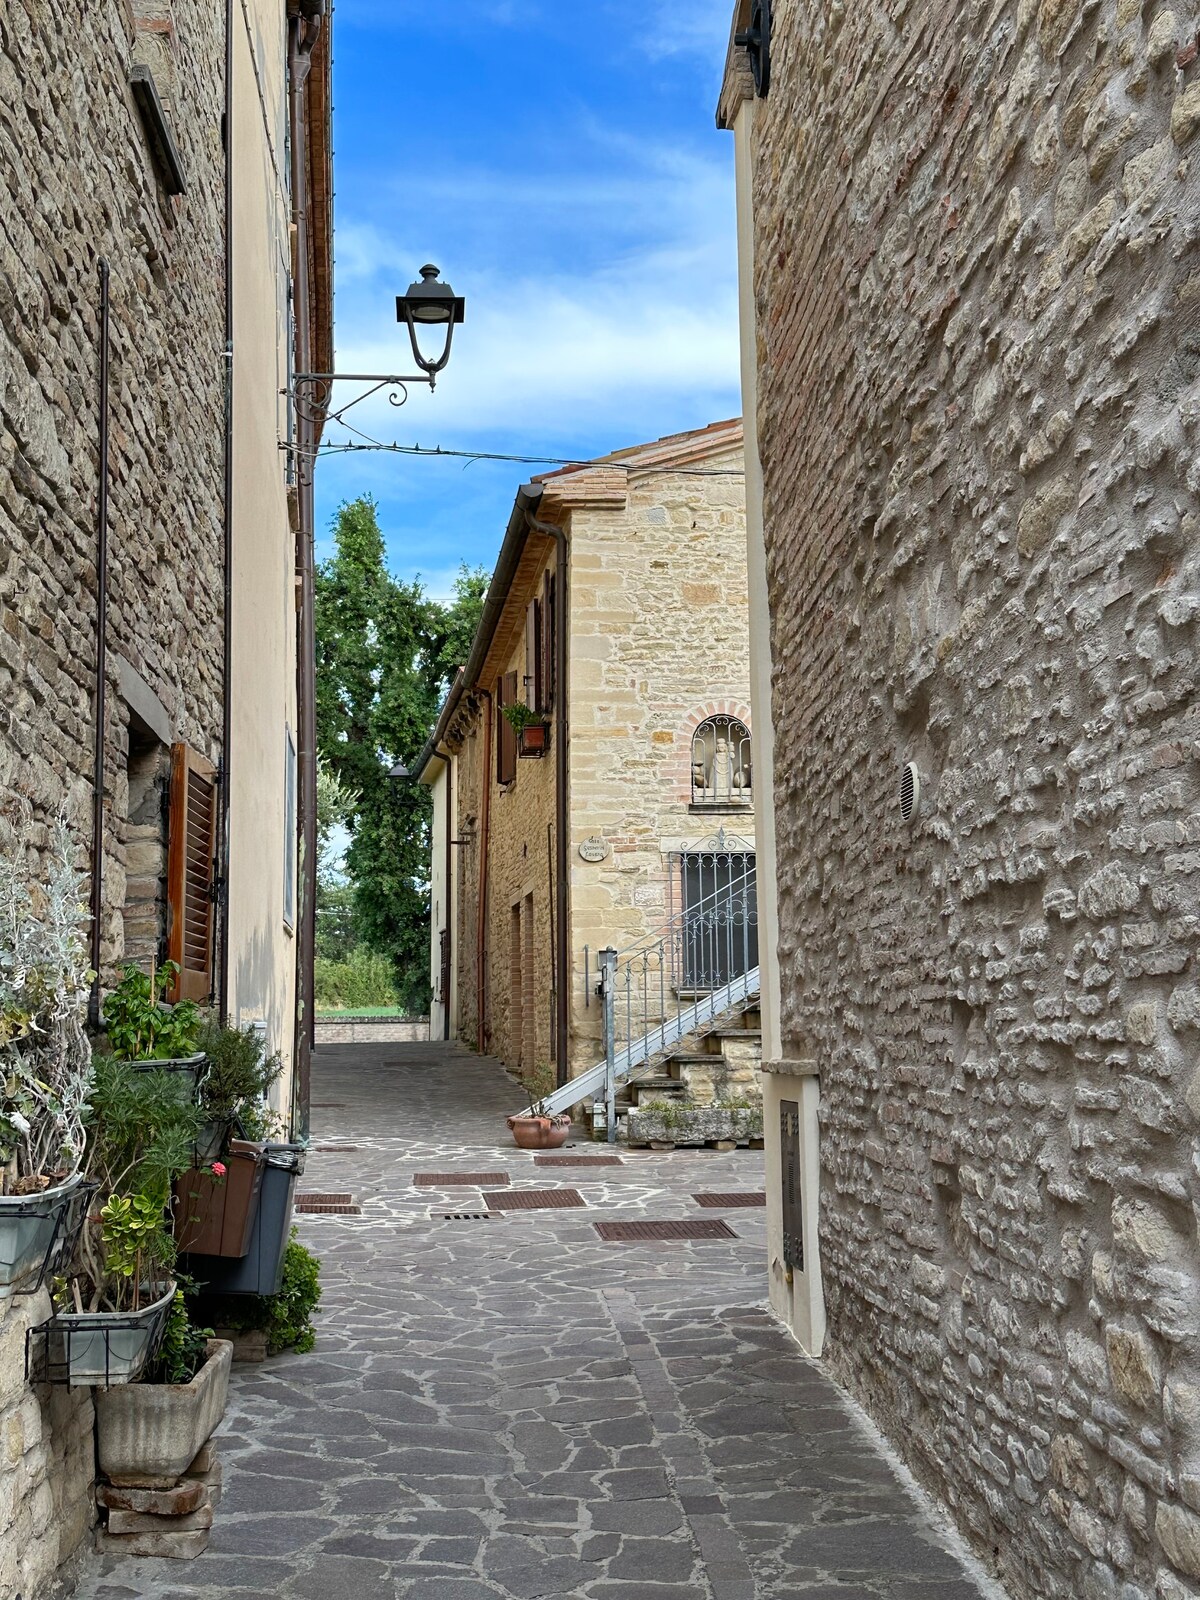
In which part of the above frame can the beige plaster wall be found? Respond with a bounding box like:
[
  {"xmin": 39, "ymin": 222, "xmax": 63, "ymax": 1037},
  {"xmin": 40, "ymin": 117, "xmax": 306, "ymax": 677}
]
[{"xmin": 226, "ymin": 0, "xmax": 299, "ymax": 1118}]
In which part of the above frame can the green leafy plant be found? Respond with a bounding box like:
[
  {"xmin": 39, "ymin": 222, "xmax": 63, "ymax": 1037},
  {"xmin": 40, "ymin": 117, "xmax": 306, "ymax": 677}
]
[
  {"xmin": 199, "ymin": 1231, "xmax": 321, "ymax": 1354},
  {"xmin": 314, "ymin": 948, "xmax": 400, "ymax": 1011},
  {"xmin": 196, "ymin": 1020, "xmax": 284, "ymax": 1142},
  {"xmin": 72, "ymin": 1058, "xmax": 203, "ymax": 1311},
  {"xmin": 0, "ymin": 820, "xmax": 94, "ymax": 1189},
  {"xmin": 501, "ymin": 699, "xmax": 540, "ymax": 736},
  {"xmin": 153, "ymin": 1288, "xmax": 213, "ymax": 1385},
  {"xmin": 102, "ymin": 962, "xmax": 201, "ymax": 1062}
]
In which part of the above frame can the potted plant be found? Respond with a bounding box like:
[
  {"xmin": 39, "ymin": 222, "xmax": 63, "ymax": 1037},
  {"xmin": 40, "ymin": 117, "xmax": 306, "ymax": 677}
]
[
  {"xmin": 173, "ymin": 1140, "xmax": 265, "ymax": 1258},
  {"xmin": 33, "ymin": 1056, "xmax": 201, "ymax": 1386},
  {"xmin": 198, "ymin": 1229, "xmax": 321, "ymax": 1357},
  {"xmin": 502, "ymin": 700, "xmax": 549, "ymax": 758},
  {"xmin": 506, "ymin": 1098, "xmax": 572, "ymax": 1150},
  {"xmin": 93, "ymin": 1286, "xmax": 232, "ymax": 1486},
  {"xmin": 101, "ymin": 961, "xmax": 204, "ymax": 1098},
  {"xmin": 192, "ymin": 1019, "xmax": 284, "ymax": 1161},
  {"xmin": 0, "ymin": 821, "xmax": 96, "ymax": 1297}
]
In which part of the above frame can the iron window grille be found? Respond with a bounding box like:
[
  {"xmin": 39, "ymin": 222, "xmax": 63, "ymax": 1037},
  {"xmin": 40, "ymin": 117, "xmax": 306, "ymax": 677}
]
[{"xmin": 691, "ymin": 715, "xmax": 752, "ymax": 807}]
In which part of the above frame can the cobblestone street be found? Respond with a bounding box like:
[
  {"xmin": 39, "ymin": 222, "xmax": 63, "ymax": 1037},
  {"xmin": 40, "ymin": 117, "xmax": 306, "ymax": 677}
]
[{"xmin": 78, "ymin": 1042, "xmax": 1000, "ymax": 1600}]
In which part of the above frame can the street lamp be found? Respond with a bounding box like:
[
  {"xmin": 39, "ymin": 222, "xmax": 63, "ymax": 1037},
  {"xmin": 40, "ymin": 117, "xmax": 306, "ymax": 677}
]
[
  {"xmin": 387, "ymin": 759, "xmax": 411, "ymax": 781},
  {"xmin": 396, "ymin": 264, "xmax": 465, "ymax": 380}
]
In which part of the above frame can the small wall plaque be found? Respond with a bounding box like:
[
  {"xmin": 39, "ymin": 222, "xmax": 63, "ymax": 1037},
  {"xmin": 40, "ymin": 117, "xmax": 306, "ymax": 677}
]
[{"xmin": 578, "ymin": 836, "xmax": 610, "ymax": 863}]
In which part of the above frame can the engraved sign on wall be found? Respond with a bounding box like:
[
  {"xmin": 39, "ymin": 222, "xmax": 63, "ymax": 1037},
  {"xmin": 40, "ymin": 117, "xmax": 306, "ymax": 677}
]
[
  {"xmin": 578, "ymin": 836, "xmax": 610, "ymax": 863},
  {"xmin": 781, "ymin": 1099, "xmax": 803, "ymax": 1272}
]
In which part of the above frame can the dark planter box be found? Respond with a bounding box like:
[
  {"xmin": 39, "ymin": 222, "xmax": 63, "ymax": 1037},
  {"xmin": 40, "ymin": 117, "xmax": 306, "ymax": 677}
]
[
  {"xmin": 183, "ymin": 1142, "xmax": 304, "ymax": 1296},
  {"xmin": 518, "ymin": 723, "xmax": 549, "ymax": 757},
  {"xmin": 173, "ymin": 1141, "xmax": 264, "ymax": 1258}
]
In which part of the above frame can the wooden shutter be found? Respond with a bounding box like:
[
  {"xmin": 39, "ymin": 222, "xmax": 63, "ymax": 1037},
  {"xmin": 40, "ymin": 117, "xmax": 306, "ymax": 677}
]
[
  {"xmin": 541, "ymin": 569, "xmax": 556, "ymax": 711},
  {"xmin": 496, "ymin": 671, "xmax": 518, "ymax": 785},
  {"xmin": 166, "ymin": 743, "xmax": 217, "ymax": 1002},
  {"xmin": 526, "ymin": 597, "xmax": 543, "ymax": 713}
]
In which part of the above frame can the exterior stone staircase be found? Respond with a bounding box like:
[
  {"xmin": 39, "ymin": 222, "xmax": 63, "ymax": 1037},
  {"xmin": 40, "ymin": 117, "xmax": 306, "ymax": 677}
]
[{"xmin": 610, "ymin": 999, "xmax": 762, "ymax": 1144}]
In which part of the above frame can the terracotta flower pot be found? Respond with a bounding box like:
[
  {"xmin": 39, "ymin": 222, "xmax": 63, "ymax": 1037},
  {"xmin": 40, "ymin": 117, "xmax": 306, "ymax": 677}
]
[
  {"xmin": 518, "ymin": 723, "xmax": 548, "ymax": 757},
  {"xmin": 506, "ymin": 1114, "xmax": 571, "ymax": 1150},
  {"xmin": 173, "ymin": 1141, "xmax": 265, "ymax": 1258}
]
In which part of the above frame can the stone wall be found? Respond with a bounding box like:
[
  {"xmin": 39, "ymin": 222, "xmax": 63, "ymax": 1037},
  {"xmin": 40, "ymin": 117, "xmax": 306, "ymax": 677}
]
[
  {"xmin": 0, "ymin": 0, "xmax": 226, "ymax": 966},
  {"xmin": 747, "ymin": 1, "xmax": 1200, "ymax": 1597},
  {"xmin": 0, "ymin": 1294, "xmax": 95, "ymax": 1599},
  {"xmin": 0, "ymin": 0, "xmax": 227, "ymax": 1589}
]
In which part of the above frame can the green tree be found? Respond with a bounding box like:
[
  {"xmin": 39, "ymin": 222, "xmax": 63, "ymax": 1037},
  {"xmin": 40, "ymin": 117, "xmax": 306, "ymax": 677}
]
[{"xmin": 315, "ymin": 496, "xmax": 485, "ymax": 1011}]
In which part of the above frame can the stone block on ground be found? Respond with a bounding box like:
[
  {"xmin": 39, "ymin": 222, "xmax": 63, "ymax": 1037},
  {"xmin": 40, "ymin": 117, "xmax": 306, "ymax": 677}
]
[
  {"xmin": 95, "ymin": 1527, "xmax": 210, "ymax": 1559},
  {"xmin": 105, "ymin": 1504, "xmax": 214, "ymax": 1535},
  {"xmin": 97, "ymin": 1478, "xmax": 208, "ymax": 1516}
]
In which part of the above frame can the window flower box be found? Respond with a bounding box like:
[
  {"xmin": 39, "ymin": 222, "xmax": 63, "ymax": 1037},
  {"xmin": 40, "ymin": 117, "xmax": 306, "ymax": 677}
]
[
  {"xmin": 518, "ymin": 722, "xmax": 549, "ymax": 757},
  {"xmin": 28, "ymin": 1279, "xmax": 176, "ymax": 1388},
  {"xmin": 0, "ymin": 1172, "xmax": 92, "ymax": 1299}
]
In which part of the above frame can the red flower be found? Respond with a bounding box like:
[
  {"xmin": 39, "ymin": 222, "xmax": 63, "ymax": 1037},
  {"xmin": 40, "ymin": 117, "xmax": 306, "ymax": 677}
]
[{"xmin": 211, "ymin": 1161, "xmax": 227, "ymax": 1178}]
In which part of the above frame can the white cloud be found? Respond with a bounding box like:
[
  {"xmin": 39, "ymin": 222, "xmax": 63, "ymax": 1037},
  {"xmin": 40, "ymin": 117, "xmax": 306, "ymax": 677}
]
[{"xmin": 327, "ymin": 143, "xmax": 740, "ymax": 454}]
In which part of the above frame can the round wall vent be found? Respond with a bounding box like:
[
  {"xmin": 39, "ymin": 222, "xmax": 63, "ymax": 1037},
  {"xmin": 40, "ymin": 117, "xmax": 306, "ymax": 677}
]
[{"xmin": 900, "ymin": 761, "xmax": 921, "ymax": 824}]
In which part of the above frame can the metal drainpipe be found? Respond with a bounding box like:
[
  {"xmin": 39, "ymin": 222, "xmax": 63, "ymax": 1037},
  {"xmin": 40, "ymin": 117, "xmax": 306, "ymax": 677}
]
[
  {"xmin": 218, "ymin": 0, "xmax": 234, "ymax": 1024},
  {"xmin": 476, "ymin": 689, "xmax": 493, "ymax": 1054},
  {"xmin": 444, "ymin": 753, "xmax": 453, "ymax": 1041},
  {"xmin": 88, "ymin": 258, "xmax": 111, "ymax": 1028},
  {"xmin": 524, "ymin": 513, "xmax": 570, "ymax": 1088},
  {"xmin": 287, "ymin": 3, "xmax": 323, "ymax": 1137}
]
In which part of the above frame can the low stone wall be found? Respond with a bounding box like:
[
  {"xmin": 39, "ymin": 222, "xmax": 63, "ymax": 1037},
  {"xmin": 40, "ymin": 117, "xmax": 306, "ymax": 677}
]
[
  {"xmin": 0, "ymin": 1291, "xmax": 94, "ymax": 1599},
  {"xmin": 314, "ymin": 1017, "xmax": 430, "ymax": 1046}
]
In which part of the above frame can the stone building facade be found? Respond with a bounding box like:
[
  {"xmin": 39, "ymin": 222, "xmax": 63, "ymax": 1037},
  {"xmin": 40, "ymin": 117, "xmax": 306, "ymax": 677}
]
[
  {"xmin": 0, "ymin": 0, "xmax": 330, "ymax": 1589},
  {"xmin": 720, "ymin": 2, "xmax": 1200, "ymax": 1598},
  {"xmin": 418, "ymin": 421, "xmax": 754, "ymax": 1099}
]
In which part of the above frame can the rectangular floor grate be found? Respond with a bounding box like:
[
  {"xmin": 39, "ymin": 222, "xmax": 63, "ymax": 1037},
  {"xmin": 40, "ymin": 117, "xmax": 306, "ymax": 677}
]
[
  {"xmin": 483, "ymin": 1188, "xmax": 586, "ymax": 1211},
  {"xmin": 433, "ymin": 1212, "xmax": 505, "ymax": 1221},
  {"xmin": 313, "ymin": 1145, "xmax": 360, "ymax": 1153},
  {"xmin": 692, "ymin": 1192, "xmax": 767, "ymax": 1208},
  {"xmin": 595, "ymin": 1219, "xmax": 737, "ymax": 1242},
  {"xmin": 296, "ymin": 1192, "xmax": 361, "ymax": 1215},
  {"xmin": 414, "ymin": 1172, "xmax": 510, "ymax": 1187},
  {"xmin": 534, "ymin": 1155, "xmax": 624, "ymax": 1167}
]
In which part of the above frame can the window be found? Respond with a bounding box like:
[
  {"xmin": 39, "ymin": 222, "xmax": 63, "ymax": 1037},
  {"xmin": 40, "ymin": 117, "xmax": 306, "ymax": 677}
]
[
  {"xmin": 691, "ymin": 715, "xmax": 752, "ymax": 807},
  {"xmin": 496, "ymin": 670, "xmax": 517, "ymax": 785},
  {"xmin": 166, "ymin": 743, "xmax": 217, "ymax": 1002}
]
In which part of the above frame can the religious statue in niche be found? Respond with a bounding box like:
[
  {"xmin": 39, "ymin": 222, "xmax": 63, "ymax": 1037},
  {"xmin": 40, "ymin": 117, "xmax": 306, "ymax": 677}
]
[{"xmin": 691, "ymin": 715, "xmax": 752, "ymax": 805}]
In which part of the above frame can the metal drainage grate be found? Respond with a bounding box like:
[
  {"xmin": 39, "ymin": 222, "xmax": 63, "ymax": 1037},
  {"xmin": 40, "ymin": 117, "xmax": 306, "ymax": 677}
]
[
  {"xmin": 413, "ymin": 1172, "xmax": 510, "ymax": 1187},
  {"xmin": 534, "ymin": 1155, "xmax": 624, "ymax": 1167},
  {"xmin": 433, "ymin": 1212, "xmax": 504, "ymax": 1221},
  {"xmin": 296, "ymin": 1192, "xmax": 362, "ymax": 1215},
  {"xmin": 595, "ymin": 1219, "xmax": 737, "ymax": 1242},
  {"xmin": 313, "ymin": 1145, "xmax": 360, "ymax": 1153},
  {"xmin": 311, "ymin": 1102, "xmax": 345, "ymax": 1109},
  {"xmin": 692, "ymin": 1192, "xmax": 767, "ymax": 1208},
  {"xmin": 483, "ymin": 1188, "xmax": 586, "ymax": 1211}
]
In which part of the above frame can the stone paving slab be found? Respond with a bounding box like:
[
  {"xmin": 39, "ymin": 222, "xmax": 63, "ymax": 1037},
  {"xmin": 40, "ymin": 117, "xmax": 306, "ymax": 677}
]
[{"xmin": 76, "ymin": 1041, "xmax": 1002, "ymax": 1600}]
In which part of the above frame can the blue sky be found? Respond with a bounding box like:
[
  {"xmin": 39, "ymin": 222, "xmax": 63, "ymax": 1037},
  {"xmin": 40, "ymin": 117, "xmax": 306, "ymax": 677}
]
[{"xmin": 315, "ymin": 0, "xmax": 742, "ymax": 597}]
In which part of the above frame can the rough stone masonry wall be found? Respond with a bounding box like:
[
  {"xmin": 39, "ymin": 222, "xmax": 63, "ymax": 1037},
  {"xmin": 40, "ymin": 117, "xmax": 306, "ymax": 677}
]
[
  {"xmin": 754, "ymin": 1, "xmax": 1200, "ymax": 1597},
  {"xmin": 0, "ymin": 1293, "xmax": 95, "ymax": 1599},
  {"xmin": 0, "ymin": 0, "xmax": 226, "ymax": 956},
  {"xmin": 0, "ymin": 1, "xmax": 226, "ymax": 1589}
]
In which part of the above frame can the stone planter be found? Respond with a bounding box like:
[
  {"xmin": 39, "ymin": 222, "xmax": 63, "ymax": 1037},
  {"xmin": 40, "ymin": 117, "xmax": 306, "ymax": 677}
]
[
  {"xmin": 506, "ymin": 1114, "xmax": 571, "ymax": 1150},
  {"xmin": 0, "ymin": 1171, "xmax": 88, "ymax": 1298},
  {"xmin": 173, "ymin": 1141, "xmax": 265, "ymax": 1257},
  {"xmin": 626, "ymin": 1104, "xmax": 764, "ymax": 1150},
  {"xmin": 184, "ymin": 1141, "xmax": 304, "ymax": 1296},
  {"xmin": 36, "ymin": 1280, "xmax": 176, "ymax": 1388},
  {"xmin": 95, "ymin": 1338, "xmax": 232, "ymax": 1487}
]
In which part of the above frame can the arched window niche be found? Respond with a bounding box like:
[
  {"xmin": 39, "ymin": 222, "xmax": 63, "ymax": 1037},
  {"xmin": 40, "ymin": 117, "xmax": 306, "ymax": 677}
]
[{"xmin": 690, "ymin": 715, "xmax": 752, "ymax": 808}]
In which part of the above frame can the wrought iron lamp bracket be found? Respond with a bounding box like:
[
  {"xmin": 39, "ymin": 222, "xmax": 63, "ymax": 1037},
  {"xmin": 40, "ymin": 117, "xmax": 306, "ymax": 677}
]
[{"xmin": 285, "ymin": 370, "xmax": 437, "ymax": 434}]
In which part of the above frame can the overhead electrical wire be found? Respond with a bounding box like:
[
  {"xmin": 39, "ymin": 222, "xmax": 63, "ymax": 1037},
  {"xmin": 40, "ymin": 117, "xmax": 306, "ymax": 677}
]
[{"xmin": 286, "ymin": 435, "xmax": 746, "ymax": 476}]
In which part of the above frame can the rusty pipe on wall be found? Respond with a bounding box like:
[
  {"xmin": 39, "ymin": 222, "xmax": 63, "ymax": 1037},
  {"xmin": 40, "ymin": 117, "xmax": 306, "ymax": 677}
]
[{"xmin": 88, "ymin": 257, "xmax": 111, "ymax": 1028}]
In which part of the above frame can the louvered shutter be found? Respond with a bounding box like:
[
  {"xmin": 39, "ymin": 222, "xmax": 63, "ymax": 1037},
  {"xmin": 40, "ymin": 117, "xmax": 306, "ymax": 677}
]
[
  {"xmin": 526, "ymin": 597, "xmax": 543, "ymax": 713},
  {"xmin": 542, "ymin": 569, "xmax": 556, "ymax": 711},
  {"xmin": 166, "ymin": 743, "xmax": 217, "ymax": 1002},
  {"xmin": 496, "ymin": 671, "xmax": 517, "ymax": 785}
]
